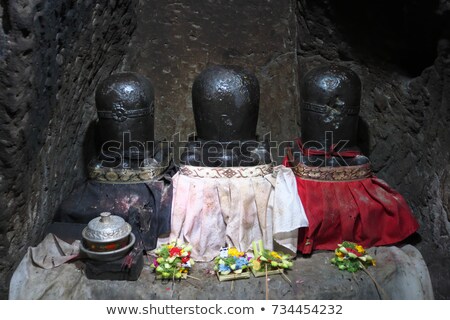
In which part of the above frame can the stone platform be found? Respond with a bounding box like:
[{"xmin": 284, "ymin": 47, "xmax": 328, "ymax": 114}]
[{"xmin": 9, "ymin": 234, "xmax": 433, "ymax": 300}]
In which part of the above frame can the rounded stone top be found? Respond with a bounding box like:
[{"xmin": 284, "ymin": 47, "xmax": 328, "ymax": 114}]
[
  {"xmin": 301, "ymin": 64, "xmax": 361, "ymax": 109},
  {"xmin": 192, "ymin": 65, "xmax": 260, "ymax": 142},
  {"xmin": 299, "ymin": 65, "xmax": 362, "ymax": 152},
  {"xmin": 93, "ymin": 72, "xmax": 155, "ymax": 161},
  {"xmin": 95, "ymin": 72, "xmax": 154, "ymax": 118}
]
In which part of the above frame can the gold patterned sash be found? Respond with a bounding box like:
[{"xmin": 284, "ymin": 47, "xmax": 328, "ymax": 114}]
[
  {"xmin": 179, "ymin": 164, "xmax": 273, "ymax": 178},
  {"xmin": 88, "ymin": 162, "xmax": 167, "ymax": 183},
  {"xmin": 292, "ymin": 162, "xmax": 372, "ymax": 182}
]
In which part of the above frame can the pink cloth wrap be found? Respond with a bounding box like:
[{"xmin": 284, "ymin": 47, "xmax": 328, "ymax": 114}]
[{"xmin": 169, "ymin": 165, "xmax": 308, "ymax": 261}]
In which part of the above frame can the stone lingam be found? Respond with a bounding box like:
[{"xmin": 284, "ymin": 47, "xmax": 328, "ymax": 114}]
[
  {"xmin": 53, "ymin": 72, "xmax": 174, "ymax": 253},
  {"xmin": 180, "ymin": 64, "xmax": 271, "ymax": 167},
  {"xmin": 170, "ymin": 65, "xmax": 308, "ymax": 261},
  {"xmin": 283, "ymin": 64, "xmax": 419, "ymax": 254}
]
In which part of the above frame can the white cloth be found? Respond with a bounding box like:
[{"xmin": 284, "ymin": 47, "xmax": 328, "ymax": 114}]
[
  {"xmin": 29, "ymin": 233, "xmax": 80, "ymax": 269},
  {"xmin": 170, "ymin": 165, "xmax": 308, "ymax": 261}
]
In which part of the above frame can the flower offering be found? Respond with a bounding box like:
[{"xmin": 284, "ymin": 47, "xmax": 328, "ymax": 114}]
[
  {"xmin": 330, "ymin": 241, "xmax": 376, "ymax": 273},
  {"xmin": 214, "ymin": 247, "xmax": 252, "ymax": 275},
  {"xmin": 250, "ymin": 240, "xmax": 293, "ymax": 276},
  {"xmin": 151, "ymin": 240, "xmax": 194, "ymax": 280},
  {"xmin": 214, "ymin": 247, "xmax": 252, "ymax": 281}
]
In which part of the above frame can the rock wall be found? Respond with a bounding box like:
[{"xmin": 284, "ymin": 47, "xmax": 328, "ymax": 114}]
[
  {"xmin": 296, "ymin": 0, "xmax": 450, "ymax": 298},
  {"xmin": 0, "ymin": 0, "xmax": 136, "ymax": 299},
  {"xmin": 124, "ymin": 0, "xmax": 299, "ymax": 163}
]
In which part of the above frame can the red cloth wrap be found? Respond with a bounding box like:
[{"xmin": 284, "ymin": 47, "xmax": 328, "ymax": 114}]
[{"xmin": 283, "ymin": 152, "xmax": 419, "ymax": 254}]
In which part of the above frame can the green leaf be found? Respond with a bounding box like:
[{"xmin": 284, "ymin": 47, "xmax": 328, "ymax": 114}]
[{"xmin": 348, "ymin": 252, "xmax": 357, "ymax": 259}]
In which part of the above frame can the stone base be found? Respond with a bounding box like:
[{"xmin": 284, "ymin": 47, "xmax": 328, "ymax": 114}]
[
  {"xmin": 84, "ymin": 251, "xmax": 144, "ymax": 281},
  {"xmin": 9, "ymin": 243, "xmax": 433, "ymax": 299}
]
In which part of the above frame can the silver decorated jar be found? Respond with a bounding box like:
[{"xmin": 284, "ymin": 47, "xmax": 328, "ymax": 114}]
[{"xmin": 82, "ymin": 212, "xmax": 132, "ymax": 252}]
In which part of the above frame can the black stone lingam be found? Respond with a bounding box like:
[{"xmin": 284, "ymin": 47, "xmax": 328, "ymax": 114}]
[
  {"xmin": 181, "ymin": 65, "xmax": 271, "ymax": 167},
  {"xmin": 94, "ymin": 72, "xmax": 160, "ymax": 168},
  {"xmin": 54, "ymin": 72, "xmax": 173, "ymax": 254},
  {"xmin": 293, "ymin": 65, "xmax": 369, "ymax": 167},
  {"xmin": 87, "ymin": 72, "xmax": 170, "ymax": 181},
  {"xmin": 287, "ymin": 64, "xmax": 419, "ymax": 255}
]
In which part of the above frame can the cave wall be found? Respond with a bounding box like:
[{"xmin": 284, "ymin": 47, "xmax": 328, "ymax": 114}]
[
  {"xmin": 124, "ymin": 0, "xmax": 299, "ymax": 163},
  {"xmin": 0, "ymin": 0, "xmax": 136, "ymax": 299},
  {"xmin": 295, "ymin": 0, "xmax": 450, "ymax": 298}
]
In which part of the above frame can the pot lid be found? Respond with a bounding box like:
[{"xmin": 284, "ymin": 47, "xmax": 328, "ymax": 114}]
[{"xmin": 82, "ymin": 212, "xmax": 132, "ymax": 243}]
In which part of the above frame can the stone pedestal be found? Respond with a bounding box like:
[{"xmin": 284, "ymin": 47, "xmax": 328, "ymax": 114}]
[{"xmin": 9, "ymin": 235, "xmax": 433, "ymax": 299}]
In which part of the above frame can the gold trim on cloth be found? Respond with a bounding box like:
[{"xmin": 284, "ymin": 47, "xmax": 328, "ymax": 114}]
[
  {"xmin": 292, "ymin": 162, "xmax": 372, "ymax": 181},
  {"xmin": 179, "ymin": 164, "xmax": 274, "ymax": 178},
  {"xmin": 88, "ymin": 162, "xmax": 167, "ymax": 183}
]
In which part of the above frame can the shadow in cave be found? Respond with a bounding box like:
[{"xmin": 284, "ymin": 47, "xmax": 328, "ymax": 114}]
[{"xmin": 305, "ymin": 0, "xmax": 448, "ymax": 77}]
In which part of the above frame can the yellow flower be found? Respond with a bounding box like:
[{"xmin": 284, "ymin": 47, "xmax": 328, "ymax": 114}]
[
  {"xmin": 270, "ymin": 251, "xmax": 282, "ymax": 260},
  {"xmin": 252, "ymin": 260, "xmax": 261, "ymax": 271},
  {"xmin": 336, "ymin": 251, "xmax": 344, "ymax": 258},
  {"xmin": 356, "ymin": 245, "xmax": 365, "ymax": 254},
  {"xmin": 228, "ymin": 247, "xmax": 244, "ymax": 257}
]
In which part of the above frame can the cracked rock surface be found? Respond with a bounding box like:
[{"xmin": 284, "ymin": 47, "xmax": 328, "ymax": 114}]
[{"xmin": 0, "ymin": 0, "xmax": 137, "ymax": 299}]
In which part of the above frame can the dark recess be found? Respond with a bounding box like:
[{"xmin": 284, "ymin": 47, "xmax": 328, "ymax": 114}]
[{"xmin": 324, "ymin": 0, "xmax": 446, "ymax": 76}]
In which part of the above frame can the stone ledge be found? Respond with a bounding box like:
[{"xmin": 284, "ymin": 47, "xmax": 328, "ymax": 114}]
[{"xmin": 9, "ymin": 241, "xmax": 433, "ymax": 300}]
